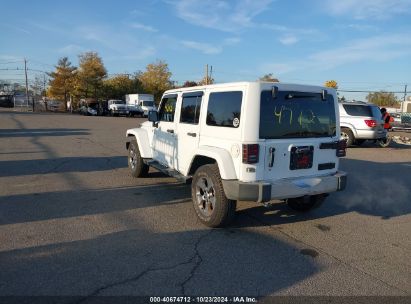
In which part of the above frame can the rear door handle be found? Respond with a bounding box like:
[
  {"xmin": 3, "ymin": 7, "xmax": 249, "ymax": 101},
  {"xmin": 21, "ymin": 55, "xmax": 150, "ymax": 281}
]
[
  {"xmin": 167, "ymin": 129, "xmax": 174, "ymax": 134},
  {"xmin": 187, "ymin": 132, "xmax": 197, "ymax": 137}
]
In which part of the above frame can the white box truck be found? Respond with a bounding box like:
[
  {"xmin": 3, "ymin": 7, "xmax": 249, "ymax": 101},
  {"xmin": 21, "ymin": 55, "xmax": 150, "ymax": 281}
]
[{"xmin": 125, "ymin": 94, "xmax": 156, "ymax": 117}]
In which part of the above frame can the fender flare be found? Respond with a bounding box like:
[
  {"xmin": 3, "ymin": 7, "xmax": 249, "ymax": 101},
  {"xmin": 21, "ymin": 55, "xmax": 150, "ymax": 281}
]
[
  {"xmin": 340, "ymin": 123, "xmax": 357, "ymax": 138},
  {"xmin": 190, "ymin": 146, "xmax": 237, "ymax": 180},
  {"xmin": 126, "ymin": 128, "xmax": 152, "ymax": 158}
]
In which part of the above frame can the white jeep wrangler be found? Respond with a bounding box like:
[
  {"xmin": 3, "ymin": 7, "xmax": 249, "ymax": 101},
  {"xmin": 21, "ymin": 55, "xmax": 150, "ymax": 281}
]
[{"xmin": 126, "ymin": 82, "xmax": 347, "ymax": 227}]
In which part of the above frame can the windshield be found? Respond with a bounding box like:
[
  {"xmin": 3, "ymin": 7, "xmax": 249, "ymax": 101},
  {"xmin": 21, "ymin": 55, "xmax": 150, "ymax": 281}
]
[
  {"xmin": 142, "ymin": 101, "xmax": 154, "ymax": 107},
  {"xmin": 260, "ymin": 90, "xmax": 336, "ymax": 139},
  {"xmin": 113, "ymin": 100, "xmax": 125, "ymax": 105}
]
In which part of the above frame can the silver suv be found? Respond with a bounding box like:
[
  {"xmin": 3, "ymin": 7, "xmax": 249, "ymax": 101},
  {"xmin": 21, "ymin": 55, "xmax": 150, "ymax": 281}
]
[{"xmin": 339, "ymin": 101, "xmax": 386, "ymax": 146}]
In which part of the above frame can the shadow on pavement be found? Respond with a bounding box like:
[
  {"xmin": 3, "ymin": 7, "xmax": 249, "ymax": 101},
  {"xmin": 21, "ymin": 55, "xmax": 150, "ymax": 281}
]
[
  {"xmin": 0, "ymin": 183, "xmax": 191, "ymax": 226},
  {"xmin": 0, "ymin": 227, "xmax": 319, "ymax": 296},
  {"xmin": 1, "ymin": 157, "xmax": 410, "ymax": 227},
  {"xmin": 0, "ymin": 128, "xmax": 90, "ymax": 138},
  {"xmin": 0, "ymin": 156, "xmax": 127, "ymax": 177}
]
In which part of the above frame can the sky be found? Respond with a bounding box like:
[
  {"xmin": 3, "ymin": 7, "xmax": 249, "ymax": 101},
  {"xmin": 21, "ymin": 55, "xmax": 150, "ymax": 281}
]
[{"xmin": 1, "ymin": 0, "xmax": 411, "ymax": 101}]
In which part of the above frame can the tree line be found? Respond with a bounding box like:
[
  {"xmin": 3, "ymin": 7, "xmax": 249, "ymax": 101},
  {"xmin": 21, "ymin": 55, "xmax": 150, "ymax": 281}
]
[
  {"xmin": 46, "ymin": 53, "xmax": 401, "ymax": 111},
  {"xmin": 47, "ymin": 52, "xmax": 216, "ymax": 110}
]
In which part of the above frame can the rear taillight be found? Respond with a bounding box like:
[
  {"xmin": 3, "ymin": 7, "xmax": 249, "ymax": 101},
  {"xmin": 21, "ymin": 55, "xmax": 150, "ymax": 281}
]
[
  {"xmin": 242, "ymin": 144, "xmax": 259, "ymax": 164},
  {"xmin": 364, "ymin": 119, "xmax": 377, "ymax": 127},
  {"xmin": 336, "ymin": 140, "xmax": 346, "ymax": 157}
]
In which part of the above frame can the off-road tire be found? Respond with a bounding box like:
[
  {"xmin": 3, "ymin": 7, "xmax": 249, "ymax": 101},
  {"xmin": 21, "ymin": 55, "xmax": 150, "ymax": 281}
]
[
  {"xmin": 128, "ymin": 140, "xmax": 149, "ymax": 177},
  {"xmin": 191, "ymin": 164, "xmax": 236, "ymax": 228},
  {"xmin": 341, "ymin": 128, "xmax": 354, "ymax": 146},
  {"xmin": 287, "ymin": 194, "xmax": 327, "ymax": 212}
]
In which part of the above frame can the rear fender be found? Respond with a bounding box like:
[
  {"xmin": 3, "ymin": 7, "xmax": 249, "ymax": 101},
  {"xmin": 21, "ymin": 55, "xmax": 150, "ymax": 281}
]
[{"xmin": 189, "ymin": 146, "xmax": 237, "ymax": 180}]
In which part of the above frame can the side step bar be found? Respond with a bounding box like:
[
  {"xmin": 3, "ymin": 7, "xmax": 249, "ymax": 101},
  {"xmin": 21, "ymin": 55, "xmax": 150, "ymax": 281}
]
[{"xmin": 144, "ymin": 159, "xmax": 192, "ymax": 184}]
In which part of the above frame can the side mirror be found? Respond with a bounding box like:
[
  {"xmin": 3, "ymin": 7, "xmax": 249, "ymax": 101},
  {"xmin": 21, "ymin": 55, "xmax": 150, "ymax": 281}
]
[{"xmin": 148, "ymin": 110, "xmax": 159, "ymax": 126}]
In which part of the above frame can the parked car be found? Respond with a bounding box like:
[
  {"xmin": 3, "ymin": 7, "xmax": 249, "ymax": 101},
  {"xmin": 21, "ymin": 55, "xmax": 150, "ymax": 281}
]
[
  {"xmin": 80, "ymin": 103, "xmax": 98, "ymax": 116},
  {"xmin": 108, "ymin": 100, "xmax": 129, "ymax": 116},
  {"xmin": 339, "ymin": 101, "xmax": 386, "ymax": 146},
  {"xmin": 0, "ymin": 94, "xmax": 14, "ymax": 107},
  {"xmin": 126, "ymin": 82, "xmax": 347, "ymax": 227}
]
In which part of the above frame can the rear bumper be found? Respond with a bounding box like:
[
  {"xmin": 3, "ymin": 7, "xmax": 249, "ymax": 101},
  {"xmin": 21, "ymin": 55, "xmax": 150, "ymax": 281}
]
[
  {"xmin": 356, "ymin": 129, "xmax": 386, "ymax": 140},
  {"xmin": 222, "ymin": 171, "xmax": 347, "ymax": 203}
]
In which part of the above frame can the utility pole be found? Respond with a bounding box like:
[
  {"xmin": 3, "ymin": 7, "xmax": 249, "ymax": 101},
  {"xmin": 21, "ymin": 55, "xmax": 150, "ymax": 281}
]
[
  {"xmin": 205, "ymin": 64, "xmax": 209, "ymax": 85},
  {"xmin": 24, "ymin": 58, "xmax": 32, "ymax": 111},
  {"xmin": 43, "ymin": 73, "xmax": 47, "ymax": 111},
  {"xmin": 402, "ymin": 84, "xmax": 407, "ymax": 112}
]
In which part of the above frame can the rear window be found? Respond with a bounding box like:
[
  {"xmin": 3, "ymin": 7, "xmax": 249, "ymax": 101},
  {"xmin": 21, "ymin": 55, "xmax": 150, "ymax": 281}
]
[
  {"xmin": 260, "ymin": 90, "xmax": 336, "ymax": 139},
  {"xmin": 343, "ymin": 104, "xmax": 372, "ymax": 116}
]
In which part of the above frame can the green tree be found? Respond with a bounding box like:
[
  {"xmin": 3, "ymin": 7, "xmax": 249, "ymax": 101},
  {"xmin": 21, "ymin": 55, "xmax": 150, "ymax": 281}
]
[
  {"xmin": 182, "ymin": 80, "xmax": 198, "ymax": 87},
  {"xmin": 366, "ymin": 91, "xmax": 400, "ymax": 107},
  {"xmin": 76, "ymin": 52, "xmax": 107, "ymax": 101},
  {"xmin": 259, "ymin": 73, "xmax": 279, "ymax": 82},
  {"xmin": 139, "ymin": 60, "xmax": 172, "ymax": 102},
  {"xmin": 102, "ymin": 73, "xmax": 143, "ymax": 99},
  {"xmin": 48, "ymin": 57, "xmax": 77, "ymax": 111}
]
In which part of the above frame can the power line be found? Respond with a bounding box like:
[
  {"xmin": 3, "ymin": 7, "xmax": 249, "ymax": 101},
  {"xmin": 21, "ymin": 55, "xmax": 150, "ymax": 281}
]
[
  {"xmin": 0, "ymin": 60, "xmax": 23, "ymax": 65},
  {"xmin": 338, "ymin": 89, "xmax": 407, "ymax": 94},
  {"xmin": 27, "ymin": 59, "xmax": 54, "ymax": 68}
]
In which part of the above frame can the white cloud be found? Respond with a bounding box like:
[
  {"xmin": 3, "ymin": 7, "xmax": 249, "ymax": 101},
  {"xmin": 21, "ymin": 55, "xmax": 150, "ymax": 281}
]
[
  {"xmin": 334, "ymin": 23, "xmax": 379, "ymax": 32},
  {"xmin": 223, "ymin": 37, "xmax": 241, "ymax": 45},
  {"xmin": 130, "ymin": 22, "xmax": 158, "ymax": 32},
  {"xmin": 75, "ymin": 26, "xmax": 157, "ymax": 60},
  {"xmin": 323, "ymin": 0, "xmax": 411, "ymax": 19},
  {"xmin": 181, "ymin": 36, "xmax": 241, "ymax": 55},
  {"xmin": 58, "ymin": 44, "xmax": 84, "ymax": 54},
  {"xmin": 279, "ymin": 35, "xmax": 298, "ymax": 45},
  {"xmin": 262, "ymin": 33, "xmax": 411, "ymax": 75},
  {"xmin": 170, "ymin": 0, "xmax": 273, "ymax": 32},
  {"xmin": 181, "ymin": 40, "xmax": 222, "ymax": 54},
  {"xmin": 309, "ymin": 34, "xmax": 411, "ymax": 67}
]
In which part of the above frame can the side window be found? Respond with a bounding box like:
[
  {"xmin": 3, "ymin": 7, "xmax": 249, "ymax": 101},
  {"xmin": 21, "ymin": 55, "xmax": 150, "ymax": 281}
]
[
  {"xmin": 158, "ymin": 95, "xmax": 177, "ymax": 122},
  {"xmin": 180, "ymin": 92, "xmax": 203, "ymax": 124},
  {"xmin": 206, "ymin": 91, "xmax": 242, "ymax": 128}
]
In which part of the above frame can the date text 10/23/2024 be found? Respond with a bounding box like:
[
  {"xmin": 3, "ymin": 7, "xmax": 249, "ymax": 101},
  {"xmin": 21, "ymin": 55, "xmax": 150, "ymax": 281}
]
[{"xmin": 150, "ymin": 296, "xmax": 258, "ymax": 303}]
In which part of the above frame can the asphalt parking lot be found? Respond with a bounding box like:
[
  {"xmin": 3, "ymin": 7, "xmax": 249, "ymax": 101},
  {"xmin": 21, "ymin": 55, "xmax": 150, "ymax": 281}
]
[{"xmin": 0, "ymin": 109, "xmax": 410, "ymax": 299}]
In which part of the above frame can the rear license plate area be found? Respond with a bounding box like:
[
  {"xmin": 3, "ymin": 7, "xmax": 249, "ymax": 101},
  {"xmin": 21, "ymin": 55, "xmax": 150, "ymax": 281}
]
[{"xmin": 290, "ymin": 146, "xmax": 313, "ymax": 170}]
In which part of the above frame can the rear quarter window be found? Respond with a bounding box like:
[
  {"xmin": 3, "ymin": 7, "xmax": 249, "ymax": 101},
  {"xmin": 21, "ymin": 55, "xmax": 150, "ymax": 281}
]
[{"xmin": 206, "ymin": 91, "xmax": 242, "ymax": 128}]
